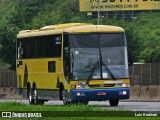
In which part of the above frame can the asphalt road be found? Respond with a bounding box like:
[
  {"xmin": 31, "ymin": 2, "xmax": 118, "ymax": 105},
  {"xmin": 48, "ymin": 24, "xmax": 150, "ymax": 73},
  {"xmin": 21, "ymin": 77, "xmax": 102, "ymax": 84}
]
[{"xmin": 0, "ymin": 99, "xmax": 160, "ymax": 111}]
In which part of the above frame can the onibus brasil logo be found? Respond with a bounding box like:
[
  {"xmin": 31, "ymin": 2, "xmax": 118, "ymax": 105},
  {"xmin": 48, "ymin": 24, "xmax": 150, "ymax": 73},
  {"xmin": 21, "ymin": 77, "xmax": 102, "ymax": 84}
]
[{"xmin": 2, "ymin": 112, "xmax": 42, "ymax": 118}]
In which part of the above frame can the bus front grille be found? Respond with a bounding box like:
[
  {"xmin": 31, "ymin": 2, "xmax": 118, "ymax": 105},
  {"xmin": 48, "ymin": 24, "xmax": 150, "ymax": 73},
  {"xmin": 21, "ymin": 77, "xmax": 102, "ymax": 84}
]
[{"xmin": 89, "ymin": 84, "xmax": 115, "ymax": 88}]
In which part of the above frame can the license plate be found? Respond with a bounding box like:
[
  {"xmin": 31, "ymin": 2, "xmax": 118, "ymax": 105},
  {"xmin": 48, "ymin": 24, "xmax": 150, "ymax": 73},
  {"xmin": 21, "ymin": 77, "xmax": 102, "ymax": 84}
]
[{"xmin": 97, "ymin": 92, "xmax": 106, "ymax": 96}]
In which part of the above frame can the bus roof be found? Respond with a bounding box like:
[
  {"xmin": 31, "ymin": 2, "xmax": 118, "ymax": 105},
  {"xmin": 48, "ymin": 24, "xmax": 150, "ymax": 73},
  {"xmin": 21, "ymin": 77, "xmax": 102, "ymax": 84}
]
[
  {"xmin": 17, "ymin": 23, "xmax": 124, "ymax": 38},
  {"xmin": 64, "ymin": 25, "xmax": 124, "ymax": 33}
]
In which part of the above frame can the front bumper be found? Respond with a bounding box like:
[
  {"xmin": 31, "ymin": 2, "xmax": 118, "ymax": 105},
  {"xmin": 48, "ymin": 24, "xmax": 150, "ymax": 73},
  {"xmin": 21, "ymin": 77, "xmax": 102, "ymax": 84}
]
[{"xmin": 70, "ymin": 88, "xmax": 129, "ymax": 101}]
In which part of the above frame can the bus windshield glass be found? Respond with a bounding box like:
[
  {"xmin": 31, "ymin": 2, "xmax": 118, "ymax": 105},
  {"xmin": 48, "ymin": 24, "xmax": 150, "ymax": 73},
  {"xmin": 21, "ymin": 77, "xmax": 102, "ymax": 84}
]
[{"xmin": 69, "ymin": 33, "xmax": 129, "ymax": 80}]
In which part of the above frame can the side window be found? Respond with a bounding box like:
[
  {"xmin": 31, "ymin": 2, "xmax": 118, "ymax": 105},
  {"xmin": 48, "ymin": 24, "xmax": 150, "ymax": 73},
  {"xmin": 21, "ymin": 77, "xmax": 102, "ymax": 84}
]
[
  {"xmin": 17, "ymin": 34, "xmax": 62, "ymax": 59},
  {"xmin": 55, "ymin": 35, "xmax": 62, "ymax": 57},
  {"xmin": 34, "ymin": 38, "xmax": 39, "ymax": 57},
  {"xmin": 17, "ymin": 41, "xmax": 23, "ymax": 59},
  {"xmin": 63, "ymin": 33, "xmax": 70, "ymax": 81}
]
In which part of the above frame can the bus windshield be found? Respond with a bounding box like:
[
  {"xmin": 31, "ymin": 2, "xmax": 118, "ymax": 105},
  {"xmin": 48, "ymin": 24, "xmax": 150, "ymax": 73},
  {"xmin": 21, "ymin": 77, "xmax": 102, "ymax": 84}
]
[{"xmin": 68, "ymin": 33, "xmax": 129, "ymax": 80}]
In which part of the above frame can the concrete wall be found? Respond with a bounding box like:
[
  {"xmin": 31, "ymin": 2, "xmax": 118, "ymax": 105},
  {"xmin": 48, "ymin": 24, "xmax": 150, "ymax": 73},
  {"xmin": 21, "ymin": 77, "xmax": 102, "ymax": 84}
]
[
  {"xmin": 129, "ymin": 63, "xmax": 160, "ymax": 85},
  {"xmin": 0, "ymin": 87, "xmax": 22, "ymax": 99},
  {"xmin": 130, "ymin": 85, "xmax": 160, "ymax": 101},
  {"xmin": 0, "ymin": 70, "xmax": 16, "ymax": 87}
]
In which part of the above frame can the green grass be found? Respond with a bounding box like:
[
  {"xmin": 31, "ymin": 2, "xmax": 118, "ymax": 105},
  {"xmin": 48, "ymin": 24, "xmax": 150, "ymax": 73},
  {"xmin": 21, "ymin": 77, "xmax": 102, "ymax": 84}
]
[
  {"xmin": 0, "ymin": 102, "xmax": 104, "ymax": 111},
  {"xmin": 0, "ymin": 102, "xmax": 159, "ymax": 120}
]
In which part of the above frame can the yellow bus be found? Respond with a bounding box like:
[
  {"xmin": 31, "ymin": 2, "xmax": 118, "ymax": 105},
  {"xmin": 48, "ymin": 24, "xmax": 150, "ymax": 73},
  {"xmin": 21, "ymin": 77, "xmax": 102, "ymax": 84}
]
[{"xmin": 16, "ymin": 23, "xmax": 130, "ymax": 106}]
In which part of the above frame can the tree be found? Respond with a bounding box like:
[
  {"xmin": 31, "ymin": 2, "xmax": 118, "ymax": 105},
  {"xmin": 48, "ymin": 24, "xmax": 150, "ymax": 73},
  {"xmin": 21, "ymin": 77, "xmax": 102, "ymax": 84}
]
[{"xmin": 0, "ymin": 26, "xmax": 18, "ymax": 69}]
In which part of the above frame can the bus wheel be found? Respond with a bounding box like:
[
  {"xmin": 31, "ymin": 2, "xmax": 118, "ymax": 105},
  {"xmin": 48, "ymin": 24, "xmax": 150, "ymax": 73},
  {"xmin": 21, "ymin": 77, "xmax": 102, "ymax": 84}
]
[
  {"xmin": 28, "ymin": 86, "xmax": 33, "ymax": 105},
  {"xmin": 38, "ymin": 100, "xmax": 45, "ymax": 105},
  {"xmin": 32, "ymin": 85, "xmax": 38, "ymax": 105},
  {"xmin": 109, "ymin": 100, "xmax": 119, "ymax": 106},
  {"xmin": 59, "ymin": 85, "xmax": 63, "ymax": 100},
  {"xmin": 62, "ymin": 90, "xmax": 70, "ymax": 105}
]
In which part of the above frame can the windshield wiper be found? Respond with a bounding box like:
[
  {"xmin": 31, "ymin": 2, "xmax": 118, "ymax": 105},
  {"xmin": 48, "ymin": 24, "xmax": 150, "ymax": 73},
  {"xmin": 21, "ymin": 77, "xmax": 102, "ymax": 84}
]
[
  {"xmin": 86, "ymin": 60, "xmax": 117, "ymax": 85},
  {"xmin": 102, "ymin": 61, "xmax": 116, "ymax": 80},
  {"xmin": 86, "ymin": 61, "xmax": 99, "ymax": 84}
]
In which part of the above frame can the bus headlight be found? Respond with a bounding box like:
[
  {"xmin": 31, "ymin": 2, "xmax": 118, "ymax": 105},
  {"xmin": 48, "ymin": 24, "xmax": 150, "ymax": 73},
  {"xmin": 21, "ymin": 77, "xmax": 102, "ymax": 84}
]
[
  {"xmin": 123, "ymin": 91, "xmax": 127, "ymax": 95},
  {"xmin": 119, "ymin": 91, "xmax": 127, "ymax": 95},
  {"xmin": 122, "ymin": 83, "xmax": 130, "ymax": 88},
  {"xmin": 116, "ymin": 83, "xmax": 130, "ymax": 88},
  {"xmin": 76, "ymin": 82, "xmax": 88, "ymax": 89}
]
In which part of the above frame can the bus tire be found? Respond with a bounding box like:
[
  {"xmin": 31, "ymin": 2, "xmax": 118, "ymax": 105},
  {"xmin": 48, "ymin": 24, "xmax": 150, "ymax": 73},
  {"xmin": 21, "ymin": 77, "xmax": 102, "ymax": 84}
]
[
  {"xmin": 59, "ymin": 84, "xmax": 63, "ymax": 100},
  {"xmin": 109, "ymin": 100, "xmax": 119, "ymax": 106},
  {"xmin": 32, "ymin": 85, "xmax": 38, "ymax": 105},
  {"xmin": 62, "ymin": 90, "xmax": 70, "ymax": 105},
  {"xmin": 38, "ymin": 100, "xmax": 45, "ymax": 105},
  {"xmin": 28, "ymin": 85, "xmax": 34, "ymax": 105}
]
